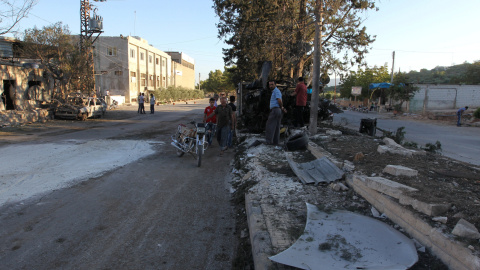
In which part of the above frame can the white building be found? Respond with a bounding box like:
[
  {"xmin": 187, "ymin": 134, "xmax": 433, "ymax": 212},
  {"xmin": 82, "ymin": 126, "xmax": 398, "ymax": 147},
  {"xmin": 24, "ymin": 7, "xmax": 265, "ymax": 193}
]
[{"xmin": 93, "ymin": 36, "xmax": 173, "ymax": 104}]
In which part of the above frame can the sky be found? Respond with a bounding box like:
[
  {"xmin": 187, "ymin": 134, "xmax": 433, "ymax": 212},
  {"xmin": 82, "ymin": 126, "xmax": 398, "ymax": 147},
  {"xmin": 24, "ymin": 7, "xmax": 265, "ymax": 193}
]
[{"xmin": 5, "ymin": 0, "xmax": 480, "ymax": 86}]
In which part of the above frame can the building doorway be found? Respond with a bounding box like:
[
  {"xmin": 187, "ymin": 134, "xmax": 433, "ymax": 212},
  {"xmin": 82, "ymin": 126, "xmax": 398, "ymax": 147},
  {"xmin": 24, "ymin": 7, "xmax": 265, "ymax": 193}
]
[{"xmin": 2, "ymin": 80, "xmax": 15, "ymax": 110}]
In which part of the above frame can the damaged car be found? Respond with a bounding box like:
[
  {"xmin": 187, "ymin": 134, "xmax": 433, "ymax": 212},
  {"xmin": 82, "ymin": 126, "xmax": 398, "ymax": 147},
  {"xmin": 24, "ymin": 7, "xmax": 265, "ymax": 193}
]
[{"xmin": 54, "ymin": 96, "xmax": 106, "ymax": 121}]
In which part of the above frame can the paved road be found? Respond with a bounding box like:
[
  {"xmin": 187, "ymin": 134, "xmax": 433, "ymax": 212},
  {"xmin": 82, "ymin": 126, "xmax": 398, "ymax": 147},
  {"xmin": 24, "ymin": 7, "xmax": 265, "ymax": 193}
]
[
  {"xmin": 0, "ymin": 100, "xmax": 238, "ymax": 269},
  {"xmin": 333, "ymin": 110, "xmax": 480, "ymax": 166}
]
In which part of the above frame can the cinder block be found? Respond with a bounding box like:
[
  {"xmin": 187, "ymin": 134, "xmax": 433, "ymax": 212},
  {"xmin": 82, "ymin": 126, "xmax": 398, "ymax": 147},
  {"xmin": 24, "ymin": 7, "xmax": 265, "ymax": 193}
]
[
  {"xmin": 383, "ymin": 165, "xmax": 418, "ymax": 177},
  {"xmin": 399, "ymin": 195, "xmax": 451, "ymax": 216}
]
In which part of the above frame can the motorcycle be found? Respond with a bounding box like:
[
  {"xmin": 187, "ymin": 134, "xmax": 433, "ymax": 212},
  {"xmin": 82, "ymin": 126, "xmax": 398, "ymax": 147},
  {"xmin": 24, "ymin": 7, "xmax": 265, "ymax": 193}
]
[{"xmin": 171, "ymin": 120, "xmax": 207, "ymax": 167}]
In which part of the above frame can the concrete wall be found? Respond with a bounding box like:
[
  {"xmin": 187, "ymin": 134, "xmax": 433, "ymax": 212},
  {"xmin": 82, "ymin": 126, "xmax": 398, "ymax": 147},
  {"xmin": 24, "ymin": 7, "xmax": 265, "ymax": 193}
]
[
  {"xmin": 408, "ymin": 84, "xmax": 480, "ymax": 113},
  {"xmin": 167, "ymin": 51, "xmax": 195, "ymax": 89},
  {"xmin": 0, "ymin": 63, "xmax": 49, "ymax": 111}
]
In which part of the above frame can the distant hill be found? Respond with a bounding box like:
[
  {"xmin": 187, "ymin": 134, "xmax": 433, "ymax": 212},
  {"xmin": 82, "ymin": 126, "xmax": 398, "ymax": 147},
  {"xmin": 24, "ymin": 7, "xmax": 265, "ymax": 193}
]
[{"xmin": 405, "ymin": 61, "xmax": 480, "ymax": 85}]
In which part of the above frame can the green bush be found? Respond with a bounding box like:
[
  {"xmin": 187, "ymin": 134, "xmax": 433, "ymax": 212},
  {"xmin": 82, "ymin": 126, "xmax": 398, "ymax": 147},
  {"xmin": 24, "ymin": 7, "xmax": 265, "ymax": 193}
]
[
  {"xmin": 153, "ymin": 86, "xmax": 205, "ymax": 103},
  {"xmin": 474, "ymin": 107, "xmax": 480, "ymax": 119}
]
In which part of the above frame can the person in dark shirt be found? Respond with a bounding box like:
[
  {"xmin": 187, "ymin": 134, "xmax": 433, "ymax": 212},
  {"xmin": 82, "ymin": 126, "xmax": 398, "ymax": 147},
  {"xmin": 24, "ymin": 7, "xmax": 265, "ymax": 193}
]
[{"xmin": 215, "ymin": 97, "xmax": 234, "ymax": 156}]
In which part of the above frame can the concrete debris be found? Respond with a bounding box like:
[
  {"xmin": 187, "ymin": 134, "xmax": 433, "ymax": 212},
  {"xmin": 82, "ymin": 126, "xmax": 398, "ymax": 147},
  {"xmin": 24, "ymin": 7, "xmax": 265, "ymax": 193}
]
[
  {"xmin": 330, "ymin": 182, "xmax": 349, "ymax": 192},
  {"xmin": 418, "ymin": 246, "xmax": 426, "ymax": 253},
  {"xmin": 364, "ymin": 176, "xmax": 418, "ymax": 198},
  {"xmin": 269, "ymin": 203, "xmax": 418, "ymax": 270},
  {"xmin": 377, "ymin": 139, "xmax": 426, "ymax": 157},
  {"xmin": 307, "ymin": 142, "xmax": 343, "ymax": 168},
  {"xmin": 468, "ymin": 245, "xmax": 475, "ymax": 251},
  {"xmin": 432, "ymin": 216, "xmax": 448, "ymax": 224},
  {"xmin": 286, "ymin": 153, "xmax": 344, "ymax": 185},
  {"xmin": 310, "ymin": 134, "xmax": 332, "ymax": 142},
  {"xmin": 242, "ymin": 171, "xmax": 252, "ymax": 181},
  {"xmin": 342, "ymin": 160, "xmax": 355, "ymax": 172},
  {"xmin": 452, "ymin": 219, "xmax": 480, "ymax": 239},
  {"xmin": 326, "ymin": 129, "xmax": 342, "ymax": 136},
  {"xmin": 241, "ymin": 229, "xmax": 249, "ymax": 238},
  {"xmin": 371, "ymin": 206, "xmax": 381, "ymax": 218},
  {"xmin": 383, "ymin": 165, "xmax": 418, "ymax": 177}
]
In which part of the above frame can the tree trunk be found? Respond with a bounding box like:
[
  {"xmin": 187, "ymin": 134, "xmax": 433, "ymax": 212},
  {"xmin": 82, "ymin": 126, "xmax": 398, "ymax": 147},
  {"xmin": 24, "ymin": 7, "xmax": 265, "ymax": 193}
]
[{"xmin": 309, "ymin": 0, "xmax": 323, "ymax": 135}]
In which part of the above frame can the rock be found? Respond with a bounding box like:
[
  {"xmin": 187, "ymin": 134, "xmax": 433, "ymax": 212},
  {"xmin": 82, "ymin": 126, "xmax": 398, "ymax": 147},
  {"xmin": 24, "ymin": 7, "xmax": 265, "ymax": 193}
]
[
  {"xmin": 383, "ymin": 165, "xmax": 418, "ymax": 177},
  {"xmin": 241, "ymin": 229, "xmax": 248, "ymax": 238},
  {"xmin": 454, "ymin": 212, "xmax": 467, "ymax": 219},
  {"xmin": 468, "ymin": 245, "xmax": 475, "ymax": 251},
  {"xmin": 417, "ymin": 246, "xmax": 426, "ymax": 253},
  {"xmin": 371, "ymin": 206, "xmax": 381, "ymax": 218},
  {"xmin": 432, "ymin": 216, "xmax": 448, "ymax": 224},
  {"xmin": 342, "ymin": 160, "xmax": 355, "ymax": 172},
  {"xmin": 330, "ymin": 183, "xmax": 341, "ymax": 192},
  {"xmin": 326, "ymin": 130, "xmax": 342, "ymax": 136},
  {"xmin": 452, "ymin": 219, "xmax": 480, "ymax": 239},
  {"xmin": 242, "ymin": 172, "xmax": 252, "ymax": 181},
  {"xmin": 353, "ymin": 152, "xmax": 365, "ymax": 162},
  {"xmin": 337, "ymin": 182, "xmax": 349, "ymax": 191},
  {"xmin": 383, "ymin": 137, "xmax": 402, "ymax": 148}
]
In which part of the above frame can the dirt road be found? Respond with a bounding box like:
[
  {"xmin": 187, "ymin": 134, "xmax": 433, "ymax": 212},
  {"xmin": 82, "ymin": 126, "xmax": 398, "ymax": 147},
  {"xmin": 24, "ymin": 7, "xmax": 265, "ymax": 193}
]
[{"xmin": 0, "ymin": 100, "xmax": 238, "ymax": 269}]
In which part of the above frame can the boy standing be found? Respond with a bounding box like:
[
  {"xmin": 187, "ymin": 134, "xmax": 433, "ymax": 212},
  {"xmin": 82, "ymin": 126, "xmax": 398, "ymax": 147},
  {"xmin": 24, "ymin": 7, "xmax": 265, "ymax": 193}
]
[{"xmin": 204, "ymin": 98, "xmax": 217, "ymax": 146}]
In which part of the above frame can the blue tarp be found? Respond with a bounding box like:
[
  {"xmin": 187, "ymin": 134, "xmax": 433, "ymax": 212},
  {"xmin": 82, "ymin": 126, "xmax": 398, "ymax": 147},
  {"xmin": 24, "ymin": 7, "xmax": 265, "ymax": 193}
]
[{"xmin": 369, "ymin": 83, "xmax": 393, "ymax": 89}]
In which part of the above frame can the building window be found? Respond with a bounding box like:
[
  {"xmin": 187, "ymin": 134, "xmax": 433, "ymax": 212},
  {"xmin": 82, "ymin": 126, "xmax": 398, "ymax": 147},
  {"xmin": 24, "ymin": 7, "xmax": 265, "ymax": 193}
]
[
  {"xmin": 140, "ymin": 52, "xmax": 145, "ymax": 61},
  {"xmin": 141, "ymin": 73, "xmax": 146, "ymax": 87},
  {"xmin": 149, "ymin": 75, "xmax": 153, "ymax": 86},
  {"xmin": 149, "ymin": 55, "xmax": 152, "ymax": 63},
  {"xmin": 156, "ymin": 58, "xmax": 159, "ymax": 65},
  {"xmin": 156, "ymin": 76, "xmax": 160, "ymax": 87},
  {"xmin": 115, "ymin": 71, "xmax": 123, "ymax": 76},
  {"xmin": 162, "ymin": 59, "xmax": 166, "ymax": 66},
  {"xmin": 130, "ymin": 71, "xmax": 136, "ymax": 83},
  {"xmin": 162, "ymin": 76, "xmax": 166, "ymax": 87},
  {"xmin": 130, "ymin": 49, "xmax": 135, "ymax": 58},
  {"xmin": 107, "ymin": 47, "xmax": 117, "ymax": 56}
]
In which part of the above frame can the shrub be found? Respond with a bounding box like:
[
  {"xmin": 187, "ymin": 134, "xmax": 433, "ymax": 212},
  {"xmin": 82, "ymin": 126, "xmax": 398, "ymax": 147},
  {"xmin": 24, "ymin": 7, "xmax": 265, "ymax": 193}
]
[{"xmin": 474, "ymin": 107, "xmax": 480, "ymax": 119}]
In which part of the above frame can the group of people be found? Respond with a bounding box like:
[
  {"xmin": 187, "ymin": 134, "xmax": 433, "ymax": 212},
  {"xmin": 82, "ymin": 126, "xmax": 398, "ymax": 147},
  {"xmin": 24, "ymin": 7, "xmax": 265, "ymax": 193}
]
[
  {"xmin": 137, "ymin": 93, "xmax": 156, "ymax": 114},
  {"xmin": 203, "ymin": 94, "xmax": 237, "ymax": 156}
]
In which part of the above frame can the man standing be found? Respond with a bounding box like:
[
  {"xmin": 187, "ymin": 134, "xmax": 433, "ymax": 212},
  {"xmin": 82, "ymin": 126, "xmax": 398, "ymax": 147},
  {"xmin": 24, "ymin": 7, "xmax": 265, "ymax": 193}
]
[
  {"xmin": 150, "ymin": 93, "xmax": 156, "ymax": 114},
  {"xmin": 457, "ymin": 106, "xmax": 469, "ymax": 126},
  {"xmin": 265, "ymin": 80, "xmax": 287, "ymax": 145},
  {"xmin": 138, "ymin": 93, "xmax": 145, "ymax": 114},
  {"xmin": 227, "ymin": 95, "xmax": 237, "ymax": 148},
  {"xmin": 215, "ymin": 97, "xmax": 234, "ymax": 156},
  {"xmin": 290, "ymin": 77, "xmax": 307, "ymax": 127}
]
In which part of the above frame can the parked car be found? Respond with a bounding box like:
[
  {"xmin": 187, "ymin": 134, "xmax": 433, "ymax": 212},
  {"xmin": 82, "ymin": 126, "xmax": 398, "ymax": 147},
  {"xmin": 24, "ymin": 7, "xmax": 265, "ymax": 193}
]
[{"xmin": 55, "ymin": 96, "xmax": 106, "ymax": 121}]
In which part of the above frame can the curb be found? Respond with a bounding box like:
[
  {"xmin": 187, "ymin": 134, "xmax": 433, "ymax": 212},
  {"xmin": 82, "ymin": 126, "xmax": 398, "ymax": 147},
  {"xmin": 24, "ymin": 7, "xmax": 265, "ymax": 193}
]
[{"xmin": 245, "ymin": 193, "xmax": 274, "ymax": 270}]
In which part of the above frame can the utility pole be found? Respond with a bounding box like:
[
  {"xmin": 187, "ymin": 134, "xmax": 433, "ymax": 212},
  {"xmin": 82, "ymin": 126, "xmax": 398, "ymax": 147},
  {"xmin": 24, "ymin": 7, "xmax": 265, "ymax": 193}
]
[
  {"xmin": 80, "ymin": 0, "xmax": 105, "ymax": 95},
  {"xmin": 308, "ymin": 0, "xmax": 323, "ymax": 135}
]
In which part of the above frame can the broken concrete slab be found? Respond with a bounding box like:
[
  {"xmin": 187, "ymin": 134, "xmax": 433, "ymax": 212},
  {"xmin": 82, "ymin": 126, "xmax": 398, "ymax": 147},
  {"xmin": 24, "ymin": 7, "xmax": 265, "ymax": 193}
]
[
  {"xmin": 285, "ymin": 153, "xmax": 344, "ymax": 185},
  {"xmin": 383, "ymin": 165, "xmax": 419, "ymax": 177},
  {"xmin": 378, "ymin": 145, "xmax": 414, "ymax": 157},
  {"xmin": 269, "ymin": 203, "xmax": 418, "ymax": 270},
  {"xmin": 432, "ymin": 216, "xmax": 448, "ymax": 224},
  {"xmin": 452, "ymin": 219, "xmax": 480, "ymax": 239},
  {"xmin": 364, "ymin": 176, "xmax": 418, "ymax": 198},
  {"xmin": 342, "ymin": 160, "xmax": 355, "ymax": 172},
  {"xmin": 348, "ymin": 174, "xmax": 480, "ymax": 270},
  {"xmin": 398, "ymin": 196, "xmax": 451, "ymax": 216}
]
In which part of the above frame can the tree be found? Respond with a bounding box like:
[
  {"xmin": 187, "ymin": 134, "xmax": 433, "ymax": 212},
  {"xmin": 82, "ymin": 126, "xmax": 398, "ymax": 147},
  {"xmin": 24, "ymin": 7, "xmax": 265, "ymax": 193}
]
[
  {"xmin": 0, "ymin": 0, "xmax": 37, "ymax": 35},
  {"xmin": 201, "ymin": 69, "xmax": 236, "ymax": 93},
  {"xmin": 387, "ymin": 72, "xmax": 419, "ymax": 110},
  {"xmin": 18, "ymin": 22, "xmax": 92, "ymax": 99},
  {"xmin": 339, "ymin": 65, "xmax": 390, "ymax": 98},
  {"xmin": 214, "ymin": 0, "xmax": 377, "ymax": 83}
]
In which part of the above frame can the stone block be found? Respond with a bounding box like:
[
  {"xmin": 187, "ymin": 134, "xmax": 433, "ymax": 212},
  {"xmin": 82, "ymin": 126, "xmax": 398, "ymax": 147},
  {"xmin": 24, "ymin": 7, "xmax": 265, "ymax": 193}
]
[
  {"xmin": 398, "ymin": 195, "xmax": 451, "ymax": 216},
  {"xmin": 326, "ymin": 129, "xmax": 342, "ymax": 136},
  {"xmin": 383, "ymin": 137, "xmax": 402, "ymax": 148},
  {"xmin": 364, "ymin": 176, "xmax": 418, "ymax": 199},
  {"xmin": 452, "ymin": 219, "xmax": 480, "ymax": 239},
  {"xmin": 377, "ymin": 145, "xmax": 414, "ymax": 157},
  {"xmin": 383, "ymin": 165, "xmax": 418, "ymax": 177}
]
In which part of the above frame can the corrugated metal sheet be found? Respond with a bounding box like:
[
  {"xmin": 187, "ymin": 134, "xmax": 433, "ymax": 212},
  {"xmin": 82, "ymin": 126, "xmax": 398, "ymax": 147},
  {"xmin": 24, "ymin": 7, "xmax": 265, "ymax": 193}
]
[{"xmin": 285, "ymin": 153, "xmax": 344, "ymax": 185}]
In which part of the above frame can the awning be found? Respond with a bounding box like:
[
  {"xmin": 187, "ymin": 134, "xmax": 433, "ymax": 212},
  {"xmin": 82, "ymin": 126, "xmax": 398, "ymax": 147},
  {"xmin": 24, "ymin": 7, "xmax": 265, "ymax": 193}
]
[{"xmin": 369, "ymin": 82, "xmax": 393, "ymax": 89}]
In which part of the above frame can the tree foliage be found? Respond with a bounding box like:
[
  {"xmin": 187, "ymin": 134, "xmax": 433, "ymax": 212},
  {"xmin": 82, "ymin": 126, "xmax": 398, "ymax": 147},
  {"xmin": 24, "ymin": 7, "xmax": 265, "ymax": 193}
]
[
  {"xmin": 0, "ymin": 0, "xmax": 37, "ymax": 35},
  {"xmin": 17, "ymin": 22, "xmax": 92, "ymax": 99},
  {"xmin": 200, "ymin": 68, "xmax": 236, "ymax": 93},
  {"xmin": 406, "ymin": 61, "xmax": 480, "ymax": 85},
  {"xmin": 213, "ymin": 0, "xmax": 377, "ymax": 84},
  {"xmin": 339, "ymin": 65, "xmax": 389, "ymax": 98}
]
